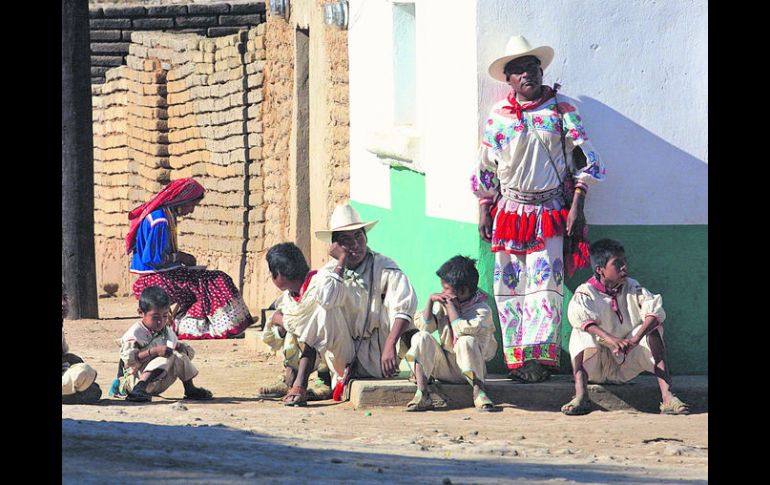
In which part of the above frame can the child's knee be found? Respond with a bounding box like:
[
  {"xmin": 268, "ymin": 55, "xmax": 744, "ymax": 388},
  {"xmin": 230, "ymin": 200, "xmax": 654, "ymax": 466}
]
[
  {"xmin": 410, "ymin": 331, "xmax": 434, "ymax": 348},
  {"xmin": 455, "ymin": 336, "xmax": 478, "ymax": 352}
]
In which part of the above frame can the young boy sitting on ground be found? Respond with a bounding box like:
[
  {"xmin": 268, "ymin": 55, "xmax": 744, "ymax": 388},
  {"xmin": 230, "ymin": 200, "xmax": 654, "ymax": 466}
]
[
  {"xmin": 405, "ymin": 256, "xmax": 498, "ymax": 412},
  {"xmin": 118, "ymin": 286, "xmax": 213, "ymax": 403},
  {"xmin": 561, "ymin": 239, "xmax": 690, "ymax": 416},
  {"xmin": 62, "ymin": 283, "xmax": 102, "ymax": 404},
  {"xmin": 258, "ymin": 242, "xmax": 332, "ymax": 405}
]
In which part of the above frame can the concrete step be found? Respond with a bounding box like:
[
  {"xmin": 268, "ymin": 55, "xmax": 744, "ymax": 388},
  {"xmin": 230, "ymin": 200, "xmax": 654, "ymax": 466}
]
[{"xmin": 349, "ymin": 374, "xmax": 708, "ymax": 414}]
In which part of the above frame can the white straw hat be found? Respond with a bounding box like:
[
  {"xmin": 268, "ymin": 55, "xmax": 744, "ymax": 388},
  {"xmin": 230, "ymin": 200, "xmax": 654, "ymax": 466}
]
[
  {"xmin": 487, "ymin": 35, "xmax": 554, "ymax": 83},
  {"xmin": 315, "ymin": 203, "xmax": 378, "ymax": 242}
]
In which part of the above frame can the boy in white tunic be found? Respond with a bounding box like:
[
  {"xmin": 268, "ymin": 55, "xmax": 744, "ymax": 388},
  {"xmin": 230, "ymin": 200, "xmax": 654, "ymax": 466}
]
[
  {"xmin": 258, "ymin": 242, "xmax": 332, "ymax": 405},
  {"xmin": 119, "ymin": 286, "xmax": 213, "ymax": 403},
  {"xmin": 62, "ymin": 283, "xmax": 102, "ymax": 404},
  {"xmin": 405, "ymin": 256, "xmax": 498, "ymax": 412},
  {"xmin": 562, "ymin": 239, "xmax": 689, "ymax": 415}
]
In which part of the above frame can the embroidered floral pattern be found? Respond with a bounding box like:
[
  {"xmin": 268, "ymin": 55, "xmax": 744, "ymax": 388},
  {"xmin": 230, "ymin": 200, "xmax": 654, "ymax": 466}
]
[
  {"xmin": 480, "ymin": 169, "xmax": 497, "ymax": 189},
  {"xmin": 495, "ymin": 261, "xmax": 522, "ymax": 290},
  {"xmin": 528, "ymin": 257, "xmax": 552, "ymax": 287}
]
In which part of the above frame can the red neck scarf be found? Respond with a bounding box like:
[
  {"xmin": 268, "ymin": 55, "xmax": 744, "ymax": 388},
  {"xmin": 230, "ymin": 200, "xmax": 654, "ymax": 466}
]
[
  {"xmin": 502, "ymin": 85, "xmax": 556, "ymax": 121},
  {"xmin": 290, "ymin": 270, "xmax": 318, "ymax": 302},
  {"xmin": 588, "ymin": 276, "xmax": 624, "ymax": 324},
  {"xmin": 125, "ymin": 178, "xmax": 205, "ymax": 254}
]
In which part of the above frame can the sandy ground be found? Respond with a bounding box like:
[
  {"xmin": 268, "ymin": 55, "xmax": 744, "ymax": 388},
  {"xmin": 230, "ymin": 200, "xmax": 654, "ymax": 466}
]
[{"xmin": 62, "ymin": 297, "xmax": 707, "ymax": 484}]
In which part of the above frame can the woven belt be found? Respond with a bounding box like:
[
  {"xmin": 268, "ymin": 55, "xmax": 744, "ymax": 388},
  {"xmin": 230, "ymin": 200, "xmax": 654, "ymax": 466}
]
[{"xmin": 501, "ymin": 186, "xmax": 563, "ymax": 204}]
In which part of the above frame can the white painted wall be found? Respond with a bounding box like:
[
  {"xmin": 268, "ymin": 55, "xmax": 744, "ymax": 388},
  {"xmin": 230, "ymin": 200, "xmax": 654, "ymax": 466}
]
[
  {"xmin": 415, "ymin": 0, "xmax": 480, "ymax": 223},
  {"xmin": 477, "ymin": 0, "xmax": 708, "ymax": 225},
  {"xmin": 350, "ymin": 0, "xmax": 707, "ymax": 225},
  {"xmin": 348, "ymin": 0, "xmax": 395, "ymax": 208}
]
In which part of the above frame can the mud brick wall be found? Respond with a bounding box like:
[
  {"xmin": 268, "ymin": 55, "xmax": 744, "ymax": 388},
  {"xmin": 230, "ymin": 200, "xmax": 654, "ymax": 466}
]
[
  {"xmin": 89, "ymin": 1, "xmax": 266, "ymax": 85},
  {"xmin": 92, "ymin": 27, "xmax": 268, "ymax": 311}
]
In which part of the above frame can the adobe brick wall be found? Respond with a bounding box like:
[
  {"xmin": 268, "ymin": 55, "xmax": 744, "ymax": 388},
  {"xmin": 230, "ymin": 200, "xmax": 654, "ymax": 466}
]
[
  {"xmin": 92, "ymin": 27, "xmax": 267, "ymax": 310},
  {"xmin": 89, "ymin": 1, "xmax": 266, "ymax": 85}
]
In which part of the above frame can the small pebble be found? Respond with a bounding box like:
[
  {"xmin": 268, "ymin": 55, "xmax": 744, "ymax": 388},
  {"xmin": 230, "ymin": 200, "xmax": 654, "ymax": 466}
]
[
  {"xmin": 194, "ymin": 417, "xmax": 202, "ymax": 421},
  {"xmin": 242, "ymin": 472, "xmax": 256, "ymax": 478},
  {"xmin": 377, "ymin": 468, "xmax": 383, "ymax": 473},
  {"xmin": 462, "ymin": 416, "xmax": 471, "ymax": 420},
  {"xmin": 170, "ymin": 402, "xmax": 188, "ymax": 412},
  {"xmin": 364, "ymin": 411, "xmax": 372, "ymax": 417},
  {"xmin": 443, "ymin": 479, "xmax": 453, "ymax": 485},
  {"xmin": 331, "ymin": 458, "xmax": 343, "ymax": 464}
]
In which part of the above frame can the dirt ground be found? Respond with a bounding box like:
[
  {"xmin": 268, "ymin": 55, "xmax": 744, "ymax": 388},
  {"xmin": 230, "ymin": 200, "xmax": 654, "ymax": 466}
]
[{"xmin": 62, "ymin": 297, "xmax": 707, "ymax": 484}]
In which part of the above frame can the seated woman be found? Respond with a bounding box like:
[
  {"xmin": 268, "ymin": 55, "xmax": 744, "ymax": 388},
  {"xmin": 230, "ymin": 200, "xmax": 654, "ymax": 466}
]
[{"xmin": 126, "ymin": 177, "xmax": 254, "ymax": 339}]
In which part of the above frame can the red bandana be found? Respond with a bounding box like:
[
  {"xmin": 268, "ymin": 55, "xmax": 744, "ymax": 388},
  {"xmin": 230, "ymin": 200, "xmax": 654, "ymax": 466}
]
[
  {"xmin": 588, "ymin": 276, "xmax": 624, "ymax": 324},
  {"xmin": 291, "ymin": 270, "xmax": 318, "ymax": 302},
  {"xmin": 501, "ymin": 85, "xmax": 556, "ymax": 121},
  {"xmin": 125, "ymin": 178, "xmax": 205, "ymax": 254}
]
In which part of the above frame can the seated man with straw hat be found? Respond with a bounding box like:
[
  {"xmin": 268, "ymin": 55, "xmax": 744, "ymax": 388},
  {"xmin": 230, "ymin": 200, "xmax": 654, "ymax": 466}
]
[{"xmin": 277, "ymin": 203, "xmax": 418, "ymax": 405}]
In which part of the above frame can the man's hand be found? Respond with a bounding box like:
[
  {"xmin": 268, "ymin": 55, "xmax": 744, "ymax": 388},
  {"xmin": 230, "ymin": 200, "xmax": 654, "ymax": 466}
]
[
  {"xmin": 429, "ymin": 292, "xmax": 449, "ymax": 304},
  {"xmin": 329, "ymin": 242, "xmax": 348, "ymax": 267},
  {"xmin": 380, "ymin": 344, "xmax": 399, "ymax": 377},
  {"xmin": 565, "ymin": 205, "xmax": 585, "ymax": 237},
  {"xmin": 478, "ymin": 207, "xmax": 493, "ymax": 242}
]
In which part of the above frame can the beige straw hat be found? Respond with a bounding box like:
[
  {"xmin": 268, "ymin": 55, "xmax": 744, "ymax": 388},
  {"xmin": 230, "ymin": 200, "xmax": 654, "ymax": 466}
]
[{"xmin": 315, "ymin": 203, "xmax": 378, "ymax": 242}]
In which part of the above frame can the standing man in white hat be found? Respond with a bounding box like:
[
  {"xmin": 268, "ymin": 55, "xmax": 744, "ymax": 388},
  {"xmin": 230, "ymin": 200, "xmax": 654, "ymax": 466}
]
[
  {"xmin": 472, "ymin": 35, "xmax": 606, "ymax": 383},
  {"xmin": 274, "ymin": 203, "xmax": 418, "ymax": 403}
]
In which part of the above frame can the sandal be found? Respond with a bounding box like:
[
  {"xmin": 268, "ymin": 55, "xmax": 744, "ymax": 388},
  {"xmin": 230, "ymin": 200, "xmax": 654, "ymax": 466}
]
[
  {"xmin": 660, "ymin": 395, "xmax": 690, "ymax": 415},
  {"xmin": 307, "ymin": 380, "xmax": 332, "ymax": 401},
  {"xmin": 125, "ymin": 387, "xmax": 152, "ymax": 403},
  {"xmin": 283, "ymin": 386, "xmax": 308, "ymax": 407},
  {"xmin": 258, "ymin": 381, "xmax": 289, "ymax": 398},
  {"xmin": 184, "ymin": 387, "xmax": 214, "ymax": 401},
  {"xmin": 509, "ymin": 362, "xmax": 552, "ymax": 383},
  {"xmin": 561, "ymin": 395, "xmax": 593, "ymax": 416},
  {"xmin": 473, "ymin": 389, "xmax": 495, "ymax": 412},
  {"xmin": 404, "ymin": 389, "xmax": 434, "ymax": 412}
]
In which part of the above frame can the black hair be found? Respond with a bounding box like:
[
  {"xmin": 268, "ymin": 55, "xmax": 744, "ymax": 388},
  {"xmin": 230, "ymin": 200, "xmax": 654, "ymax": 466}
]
[
  {"xmin": 436, "ymin": 255, "xmax": 479, "ymax": 294},
  {"xmin": 589, "ymin": 239, "xmax": 626, "ymax": 271},
  {"xmin": 139, "ymin": 286, "xmax": 171, "ymax": 312},
  {"xmin": 266, "ymin": 242, "xmax": 310, "ymax": 281}
]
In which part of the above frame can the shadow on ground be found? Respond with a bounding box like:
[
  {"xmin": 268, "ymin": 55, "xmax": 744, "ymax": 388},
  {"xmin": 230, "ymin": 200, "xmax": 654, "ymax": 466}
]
[{"xmin": 62, "ymin": 419, "xmax": 706, "ymax": 485}]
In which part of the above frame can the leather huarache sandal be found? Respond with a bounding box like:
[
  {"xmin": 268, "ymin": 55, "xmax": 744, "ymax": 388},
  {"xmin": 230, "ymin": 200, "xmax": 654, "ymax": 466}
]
[
  {"xmin": 561, "ymin": 395, "xmax": 593, "ymax": 416},
  {"xmin": 283, "ymin": 386, "xmax": 308, "ymax": 407},
  {"xmin": 184, "ymin": 387, "xmax": 214, "ymax": 401},
  {"xmin": 659, "ymin": 395, "xmax": 690, "ymax": 415},
  {"xmin": 473, "ymin": 389, "xmax": 495, "ymax": 412},
  {"xmin": 404, "ymin": 389, "xmax": 434, "ymax": 412}
]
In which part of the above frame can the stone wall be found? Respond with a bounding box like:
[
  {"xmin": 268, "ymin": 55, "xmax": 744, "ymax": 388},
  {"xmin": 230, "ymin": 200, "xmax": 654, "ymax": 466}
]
[{"xmin": 89, "ymin": 1, "xmax": 266, "ymax": 84}]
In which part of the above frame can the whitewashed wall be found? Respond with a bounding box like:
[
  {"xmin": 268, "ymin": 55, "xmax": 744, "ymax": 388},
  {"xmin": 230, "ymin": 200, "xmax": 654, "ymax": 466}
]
[
  {"xmin": 476, "ymin": 0, "xmax": 708, "ymax": 225},
  {"xmin": 350, "ymin": 0, "xmax": 708, "ymax": 225}
]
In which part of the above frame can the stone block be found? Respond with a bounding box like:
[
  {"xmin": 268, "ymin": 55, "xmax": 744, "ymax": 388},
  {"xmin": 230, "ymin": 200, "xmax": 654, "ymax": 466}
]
[
  {"xmin": 91, "ymin": 42, "xmax": 130, "ymax": 55},
  {"xmin": 189, "ymin": 4, "xmax": 230, "ymax": 15},
  {"xmin": 175, "ymin": 15, "xmax": 218, "ymax": 28},
  {"xmin": 90, "ymin": 18, "xmax": 132, "ymax": 29},
  {"xmin": 90, "ymin": 55, "xmax": 125, "ymax": 66},
  {"xmin": 103, "ymin": 5, "xmax": 146, "ymax": 17},
  {"xmin": 218, "ymin": 14, "xmax": 262, "ymax": 26},
  {"xmin": 147, "ymin": 5, "xmax": 188, "ymax": 16},
  {"xmin": 90, "ymin": 30, "xmax": 123, "ymax": 41},
  {"xmin": 229, "ymin": 2, "xmax": 266, "ymax": 14},
  {"xmin": 207, "ymin": 26, "xmax": 241, "ymax": 37},
  {"xmin": 132, "ymin": 18, "xmax": 175, "ymax": 29},
  {"xmin": 89, "ymin": 7, "xmax": 103, "ymax": 18}
]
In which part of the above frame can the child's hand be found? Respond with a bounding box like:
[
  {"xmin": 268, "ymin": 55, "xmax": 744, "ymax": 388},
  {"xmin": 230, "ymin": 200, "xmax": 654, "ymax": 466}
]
[
  {"xmin": 151, "ymin": 345, "xmax": 173, "ymax": 358},
  {"xmin": 270, "ymin": 310, "xmax": 284, "ymax": 327},
  {"xmin": 429, "ymin": 293, "xmax": 448, "ymax": 303}
]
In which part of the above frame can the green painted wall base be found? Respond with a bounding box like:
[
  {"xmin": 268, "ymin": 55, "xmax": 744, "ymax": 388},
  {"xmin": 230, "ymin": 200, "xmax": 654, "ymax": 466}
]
[{"xmin": 353, "ymin": 167, "xmax": 707, "ymax": 375}]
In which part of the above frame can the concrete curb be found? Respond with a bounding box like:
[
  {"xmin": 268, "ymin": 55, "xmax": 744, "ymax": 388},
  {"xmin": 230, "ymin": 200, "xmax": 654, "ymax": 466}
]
[{"xmin": 349, "ymin": 374, "xmax": 708, "ymax": 414}]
